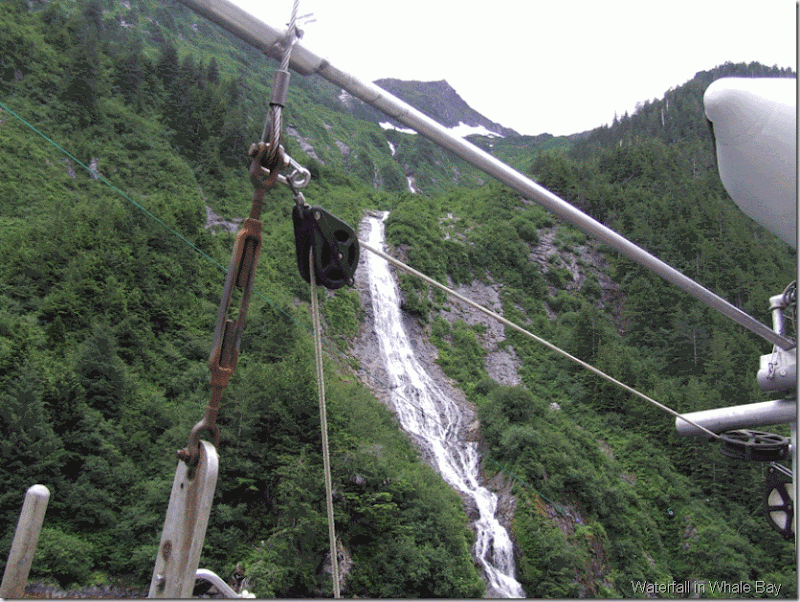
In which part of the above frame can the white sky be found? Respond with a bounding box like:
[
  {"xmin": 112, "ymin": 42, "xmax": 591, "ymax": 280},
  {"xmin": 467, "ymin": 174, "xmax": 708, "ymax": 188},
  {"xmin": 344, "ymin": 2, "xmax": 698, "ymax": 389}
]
[{"xmin": 227, "ymin": 0, "xmax": 797, "ymax": 136}]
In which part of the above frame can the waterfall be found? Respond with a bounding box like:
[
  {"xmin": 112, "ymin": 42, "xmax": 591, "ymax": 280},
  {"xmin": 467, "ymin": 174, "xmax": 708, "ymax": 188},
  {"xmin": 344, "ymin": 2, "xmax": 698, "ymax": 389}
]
[{"xmin": 360, "ymin": 211, "xmax": 525, "ymax": 598}]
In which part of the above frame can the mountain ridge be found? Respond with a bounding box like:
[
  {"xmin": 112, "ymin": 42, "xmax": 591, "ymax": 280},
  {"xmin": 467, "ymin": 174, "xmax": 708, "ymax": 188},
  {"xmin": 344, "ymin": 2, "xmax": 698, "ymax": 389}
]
[
  {"xmin": 333, "ymin": 77, "xmax": 519, "ymax": 139},
  {"xmin": 373, "ymin": 78, "xmax": 520, "ymax": 137}
]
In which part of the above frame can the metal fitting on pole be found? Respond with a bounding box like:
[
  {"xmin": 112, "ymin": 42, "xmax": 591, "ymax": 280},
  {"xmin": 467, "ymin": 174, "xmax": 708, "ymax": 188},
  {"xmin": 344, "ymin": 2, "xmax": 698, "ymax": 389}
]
[{"xmin": 270, "ymin": 69, "xmax": 291, "ymax": 108}]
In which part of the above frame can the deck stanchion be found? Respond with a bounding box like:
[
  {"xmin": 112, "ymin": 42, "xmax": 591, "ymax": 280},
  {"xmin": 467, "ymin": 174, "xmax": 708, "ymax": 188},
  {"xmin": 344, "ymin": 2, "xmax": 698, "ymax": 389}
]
[
  {"xmin": 149, "ymin": 441, "xmax": 219, "ymax": 598},
  {"xmin": 0, "ymin": 484, "xmax": 50, "ymax": 600}
]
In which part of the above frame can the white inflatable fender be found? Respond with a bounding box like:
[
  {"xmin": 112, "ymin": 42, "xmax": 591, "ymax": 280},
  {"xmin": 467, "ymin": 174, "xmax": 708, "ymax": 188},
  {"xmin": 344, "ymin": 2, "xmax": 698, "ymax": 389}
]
[{"xmin": 704, "ymin": 77, "xmax": 797, "ymax": 248}]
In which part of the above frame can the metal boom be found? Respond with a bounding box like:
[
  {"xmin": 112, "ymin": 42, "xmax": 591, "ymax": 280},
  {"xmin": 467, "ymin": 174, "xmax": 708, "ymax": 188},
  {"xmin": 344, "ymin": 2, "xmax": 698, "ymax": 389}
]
[{"xmin": 176, "ymin": 0, "xmax": 795, "ymax": 351}]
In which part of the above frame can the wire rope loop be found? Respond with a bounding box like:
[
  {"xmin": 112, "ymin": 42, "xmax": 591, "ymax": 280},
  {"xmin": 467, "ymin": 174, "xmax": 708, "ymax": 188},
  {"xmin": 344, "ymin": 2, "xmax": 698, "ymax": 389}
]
[
  {"xmin": 265, "ymin": 109, "xmax": 283, "ymax": 169},
  {"xmin": 248, "ymin": 141, "xmax": 283, "ymax": 192},
  {"xmin": 280, "ymin": 0, "xmax": 301, "ymax": 72}
]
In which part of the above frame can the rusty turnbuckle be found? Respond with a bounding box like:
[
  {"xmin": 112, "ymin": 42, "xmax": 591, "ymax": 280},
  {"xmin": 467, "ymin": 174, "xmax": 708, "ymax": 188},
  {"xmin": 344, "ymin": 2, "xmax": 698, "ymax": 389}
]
[{"xmin": 177, "ymin": 143, "xmax": 284, "ymax": 466}]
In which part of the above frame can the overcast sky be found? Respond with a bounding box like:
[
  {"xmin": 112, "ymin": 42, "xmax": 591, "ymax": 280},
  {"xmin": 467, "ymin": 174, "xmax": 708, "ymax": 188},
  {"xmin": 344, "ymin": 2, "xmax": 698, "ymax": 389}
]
[{"xmin": 226, "ymin": 0, "xmax": 797, "ymax": 136}]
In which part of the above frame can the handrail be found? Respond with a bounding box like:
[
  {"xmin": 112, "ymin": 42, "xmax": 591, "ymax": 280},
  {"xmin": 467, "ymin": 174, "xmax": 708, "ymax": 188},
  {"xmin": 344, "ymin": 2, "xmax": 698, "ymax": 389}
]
[{"xmin": 175, "ymin": 0, "xmax": 795, "ymax": 351}]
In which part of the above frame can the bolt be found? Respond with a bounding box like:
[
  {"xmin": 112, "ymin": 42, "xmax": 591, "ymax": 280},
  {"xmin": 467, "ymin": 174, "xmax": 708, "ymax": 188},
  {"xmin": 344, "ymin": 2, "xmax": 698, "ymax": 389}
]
[
  {"xmin": 314, "ymin": 211, "xmax": 321, "ymax": 220},
  {"xmin": 162, "ymin": 540, "xmax": 172, "ymax": 561},
  {"xmin": 155, "ymin": 574, "xmax": 166, "ymax": 591}
]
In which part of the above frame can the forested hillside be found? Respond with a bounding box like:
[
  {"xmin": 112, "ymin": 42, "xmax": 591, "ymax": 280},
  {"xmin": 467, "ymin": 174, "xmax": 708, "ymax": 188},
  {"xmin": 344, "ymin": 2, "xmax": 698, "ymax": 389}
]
[
  {"xmin": 0, "ymin": 0, "xmax": 796, "ymax": 598},
  {"xmin": 384, "ymin": 62, "xmax": 796, "ymax": 596},
  {"xmin": 0, "ymin": 0, "xmax": 485, "ymax": 596}
]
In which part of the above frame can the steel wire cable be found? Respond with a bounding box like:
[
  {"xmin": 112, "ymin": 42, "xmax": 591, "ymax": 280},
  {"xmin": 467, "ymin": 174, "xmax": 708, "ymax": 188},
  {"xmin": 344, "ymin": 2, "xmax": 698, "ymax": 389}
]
[{"xmin": 259, "ymin": 0, "xmax": 300, "ymax": 157}]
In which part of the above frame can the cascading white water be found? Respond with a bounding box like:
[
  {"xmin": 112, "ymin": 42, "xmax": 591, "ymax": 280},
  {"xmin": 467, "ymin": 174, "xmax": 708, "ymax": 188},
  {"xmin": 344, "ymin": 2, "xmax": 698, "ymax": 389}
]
[{"xmin": 361, "ymin": 212, "xmax": 526, "ymax": 599}]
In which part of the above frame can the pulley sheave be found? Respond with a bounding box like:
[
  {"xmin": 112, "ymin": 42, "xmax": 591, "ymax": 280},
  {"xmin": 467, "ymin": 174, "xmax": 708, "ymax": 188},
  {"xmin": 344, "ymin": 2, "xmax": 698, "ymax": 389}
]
[
  {"xmin": 293, "ymin": 204, "xmax": 359, "ymax": 289},
  {"xmin": 717, "ymin": 429, "xmax": 790, "ymax": 462}
]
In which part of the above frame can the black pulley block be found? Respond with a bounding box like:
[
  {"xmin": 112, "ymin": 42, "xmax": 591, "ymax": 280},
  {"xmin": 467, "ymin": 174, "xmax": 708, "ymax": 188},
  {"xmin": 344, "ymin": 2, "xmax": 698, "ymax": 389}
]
[
  {"xmin": 718, "ymin": 429, "xmax": 790, "ymax": 462},
  {"xmin": 292, "ymin": 204, "xmax": 359, "ymax": 290}
]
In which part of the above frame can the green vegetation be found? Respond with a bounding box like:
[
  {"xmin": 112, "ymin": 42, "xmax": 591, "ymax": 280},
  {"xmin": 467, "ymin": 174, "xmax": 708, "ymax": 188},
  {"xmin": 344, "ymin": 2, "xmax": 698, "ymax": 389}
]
[
  {"xmin": 0, "ymin": 0, "xmax": 795, "ymax": 598},
  {"xmin": 0, "ymin": 1, "xmax": 484, "ymax": 596}
]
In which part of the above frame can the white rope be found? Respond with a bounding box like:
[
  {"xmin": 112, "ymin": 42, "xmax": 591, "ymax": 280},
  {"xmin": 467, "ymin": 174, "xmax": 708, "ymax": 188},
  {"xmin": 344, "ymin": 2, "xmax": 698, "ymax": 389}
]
[
  {"xmin": 359, "ymin": 239, "xmax": 720, "ymax": 440},
  {"xmin": 309, "ymin": 249, "xmax": 341, "ymax": 598}
]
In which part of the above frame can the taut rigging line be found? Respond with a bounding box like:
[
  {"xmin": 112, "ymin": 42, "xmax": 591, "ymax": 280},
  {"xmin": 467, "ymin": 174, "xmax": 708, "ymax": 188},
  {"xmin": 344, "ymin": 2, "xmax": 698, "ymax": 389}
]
[{"xmin": 359, "ymin": 239, "xmax": 722, "ymax": 440}]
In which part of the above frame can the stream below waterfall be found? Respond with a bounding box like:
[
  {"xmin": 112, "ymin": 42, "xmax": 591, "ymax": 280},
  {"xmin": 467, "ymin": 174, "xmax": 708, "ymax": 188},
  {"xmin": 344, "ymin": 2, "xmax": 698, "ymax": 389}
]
[{"xmin": 359, "ymin": 212, "xmax": 525, "ymax": 598}]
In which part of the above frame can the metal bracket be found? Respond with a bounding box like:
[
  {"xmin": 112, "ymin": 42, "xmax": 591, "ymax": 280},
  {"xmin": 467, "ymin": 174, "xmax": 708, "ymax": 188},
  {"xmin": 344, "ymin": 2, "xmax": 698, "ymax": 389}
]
[
  {"xmin": 758, "ymin": 347, "xmax": 796, "ymax": 393},
  {"xmin": 149, "ymin": 441, "xmax": 219, "ymax": 598}
]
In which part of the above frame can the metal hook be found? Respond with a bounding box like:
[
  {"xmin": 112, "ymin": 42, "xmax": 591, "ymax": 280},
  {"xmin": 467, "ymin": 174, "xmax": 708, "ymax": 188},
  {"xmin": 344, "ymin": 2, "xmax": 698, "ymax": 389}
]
[
  {"xmin": 248, "ymin": 143, "xmax": 310, "ymax": 192},
  {"xmin": 279, "ymin": 153, "xmax": 311, "ymax": 189}
]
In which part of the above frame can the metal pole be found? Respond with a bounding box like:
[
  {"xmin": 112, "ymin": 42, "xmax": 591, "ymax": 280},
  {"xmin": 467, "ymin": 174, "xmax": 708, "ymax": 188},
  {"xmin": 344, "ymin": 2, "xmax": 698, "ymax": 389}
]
[
  {"xmin": 0, "ymin": 485, "xmax": 50, "ymax": 600},
  {"xmin": 792, "ymin": 421, "xmax": 797, "ymax": 550},
  {"xmin": 177, "ymin": 0, "xmax": 794, "ymax": 352},
  {"xmin": 149, "ymin": 441, "xmax": 219, "ymax": 598},
  {"xmin": 792, "ymin": 420, "xmax": 797, "ymax": 554},
  {"xmin": 675, "ymin": 398, "xmax": 797, "ymax": 437}
]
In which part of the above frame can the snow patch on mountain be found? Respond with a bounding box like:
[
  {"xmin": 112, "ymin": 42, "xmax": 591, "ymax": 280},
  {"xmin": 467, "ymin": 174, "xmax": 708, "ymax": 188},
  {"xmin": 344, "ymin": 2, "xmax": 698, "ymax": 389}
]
[
  {"xmin": 449, "ymin": 122, "xmax": 505, "ymax": 139},
  {"xmin": 380, "ymin": 121, "xmax": 505, "ymax": 139},
  {"xmin": 380, "ymin": 121, "xmax": 417, "ymax": 135}
]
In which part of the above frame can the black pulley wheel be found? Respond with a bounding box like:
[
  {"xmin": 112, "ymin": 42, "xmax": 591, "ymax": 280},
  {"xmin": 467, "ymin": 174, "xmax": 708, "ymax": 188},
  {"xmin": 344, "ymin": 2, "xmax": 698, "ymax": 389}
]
[{"xmin": 718, "ymin": 429, "xmax": 790, "ymax": 462}]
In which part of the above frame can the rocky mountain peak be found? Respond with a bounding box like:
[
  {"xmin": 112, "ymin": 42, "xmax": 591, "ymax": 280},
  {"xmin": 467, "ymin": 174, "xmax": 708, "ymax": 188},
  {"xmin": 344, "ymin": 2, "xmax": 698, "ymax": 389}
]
[
  {"xmin": 375, "ymin": 78, "xmax": 518, "ymax": 137},
  {"xmin": 340, "ymin": 78, "xmax": 518, "ymax": 138}
]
